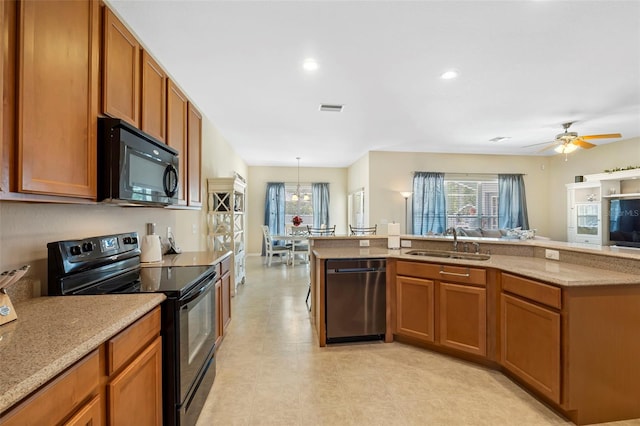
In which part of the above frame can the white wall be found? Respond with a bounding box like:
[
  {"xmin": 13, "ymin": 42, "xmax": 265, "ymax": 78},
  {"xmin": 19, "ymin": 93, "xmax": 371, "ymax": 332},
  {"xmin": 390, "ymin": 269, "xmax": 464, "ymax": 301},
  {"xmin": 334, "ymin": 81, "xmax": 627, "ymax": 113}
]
[
  {"xmin": 0, "ymin": 114, "xmax": 246, "ymax": 293},
  {"xmin": 174, "ymin": 117, "xmax": 248, "ymax": 252},
  {"xmin": 347, "ymin": 153, "xmax": 370, "ymax": 226},
  {"xmin": 367, "ymin": 151, "xmax": 552, "ymax": 237},
  {"xmin": 545, "ymin": 137, "xmax": 640, "ymax": 241},
  {"xmin": 246, "ymin": 166, "xmax": 348, "ymax": 254}
]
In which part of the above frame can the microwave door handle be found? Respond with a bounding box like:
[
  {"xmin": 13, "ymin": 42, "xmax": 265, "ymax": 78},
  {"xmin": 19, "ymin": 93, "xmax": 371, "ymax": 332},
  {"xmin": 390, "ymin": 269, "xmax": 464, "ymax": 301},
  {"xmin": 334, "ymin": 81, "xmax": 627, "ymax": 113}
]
[{"xmin": 163, "ymin": 164, "xmax": 179, "ymax": 197}]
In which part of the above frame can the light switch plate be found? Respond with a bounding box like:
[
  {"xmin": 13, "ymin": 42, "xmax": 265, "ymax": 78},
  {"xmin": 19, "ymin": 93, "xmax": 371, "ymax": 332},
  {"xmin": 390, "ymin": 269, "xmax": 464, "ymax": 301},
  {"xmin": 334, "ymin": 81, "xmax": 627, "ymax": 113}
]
[
  {"xmin": 401, "ymin": 240, "xmax": 412, "ymax": 248},
  {"xmin": 359, "ymin": 240, "xmax": 370, "ymax": 247}
]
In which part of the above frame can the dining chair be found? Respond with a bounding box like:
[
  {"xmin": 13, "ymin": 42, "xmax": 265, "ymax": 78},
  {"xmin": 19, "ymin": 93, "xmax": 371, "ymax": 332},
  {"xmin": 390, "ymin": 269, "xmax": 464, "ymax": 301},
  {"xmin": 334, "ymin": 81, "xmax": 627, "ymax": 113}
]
[
  {"xmin": 349, "ymin": 224, "xmax": 377, "ymax": 235},
  {"xmin": 306, "ymin": 225, "xmax": 336, "ymax": 236},
  {"xmin": 261, "ymin": 225, "xmax": 291, "ymax": 266}
]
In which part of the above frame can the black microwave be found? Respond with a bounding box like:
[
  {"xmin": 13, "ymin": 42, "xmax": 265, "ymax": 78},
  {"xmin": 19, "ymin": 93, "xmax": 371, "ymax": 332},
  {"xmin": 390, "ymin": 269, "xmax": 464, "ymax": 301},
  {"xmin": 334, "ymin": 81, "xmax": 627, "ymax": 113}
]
[{"xmin": 98, "ymin": 118, "xmax": 179, "ymax": 206}]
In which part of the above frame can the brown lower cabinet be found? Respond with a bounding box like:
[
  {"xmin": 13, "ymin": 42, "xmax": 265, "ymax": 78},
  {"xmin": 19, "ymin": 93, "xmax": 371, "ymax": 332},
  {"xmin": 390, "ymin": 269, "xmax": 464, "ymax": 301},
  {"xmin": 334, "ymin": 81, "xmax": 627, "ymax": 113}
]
[
  {"xmin": 394, "ymin": 261, "xmax": 487, "ymax": 357},
  {"xmin": 214, "ymin": 255, "xmax": 233, "ymax": 349},
  {"xmin": 395, "ymin": 275, "xmax": 435, "ymax": 342},
  {"xmin": 0, "ymin": 307, "xmax": 162, "ymax": 426},
  {"xmin": 500, "ymin": 292, "xmax": 561, "ymax": 403},
  {"xmin": 392, "ymin": 261, "xmax": 640, "ymax": 425}
]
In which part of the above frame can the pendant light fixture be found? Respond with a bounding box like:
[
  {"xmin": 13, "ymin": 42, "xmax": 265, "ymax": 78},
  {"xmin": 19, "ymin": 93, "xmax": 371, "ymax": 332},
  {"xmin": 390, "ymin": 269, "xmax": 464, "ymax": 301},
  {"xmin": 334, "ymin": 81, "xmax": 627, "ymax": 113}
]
[{"xmin": 292, "ymin": 157, "xmax": 301, "ymax": 202}]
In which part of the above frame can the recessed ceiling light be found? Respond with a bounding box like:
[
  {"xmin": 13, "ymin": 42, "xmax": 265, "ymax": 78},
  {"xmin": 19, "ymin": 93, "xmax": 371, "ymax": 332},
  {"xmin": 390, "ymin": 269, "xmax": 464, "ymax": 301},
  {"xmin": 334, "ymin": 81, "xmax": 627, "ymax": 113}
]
[
  {"xmin": 303, "ymin": 58, "xmax": 318, "ymax": 72},
  {"xmin": 440, "ymin": 70, "xmax": 459, "ymax": 80}
]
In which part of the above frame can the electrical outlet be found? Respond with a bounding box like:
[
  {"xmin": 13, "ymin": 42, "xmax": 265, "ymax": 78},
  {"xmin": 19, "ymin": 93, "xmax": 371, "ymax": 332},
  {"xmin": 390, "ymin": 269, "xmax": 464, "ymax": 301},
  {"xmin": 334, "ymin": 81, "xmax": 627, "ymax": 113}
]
[
  {"xmin": 192, "ymin": 224, "xmax": 197, "ymax": 235},
  {"xmin": 545, "ymin": 249, "xmax": 560, "ymax": 260},
  {"xmin": 167, "ymin": 226, "xmax": 172, "ymax": 238},
  {"xmin": 359, "ymin": 239, "xmax": 370, "ymax": 247},
  {"xmin": 401, "ymin": 240, "xmax": 412, "ymax": 248}
]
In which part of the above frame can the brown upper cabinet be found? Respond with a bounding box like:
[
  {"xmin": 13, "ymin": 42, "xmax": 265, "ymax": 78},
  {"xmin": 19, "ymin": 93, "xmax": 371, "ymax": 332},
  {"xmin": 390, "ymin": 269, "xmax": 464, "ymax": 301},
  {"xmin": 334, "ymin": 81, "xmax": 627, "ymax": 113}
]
[
  {"xmin": 167, "ymin": 79, "xmax": 188, "ymax": 205},
  {"xmin": 141, "ymin": 50, "xmax": 167, "ymax": 143},
  {"xmin": 0, "ymin": 1, "xmax": 6, "ymax": 191},
  {"xmin": 102, "ymin": 7, "xmax": 140, "ymax": 127},
  {"xmin": 187, "ymin": 103, "xmax": 203, "ymax": 207},
  {"xmin": 17, "ymin": 0, "xmax": 99, "ymax": 198}
]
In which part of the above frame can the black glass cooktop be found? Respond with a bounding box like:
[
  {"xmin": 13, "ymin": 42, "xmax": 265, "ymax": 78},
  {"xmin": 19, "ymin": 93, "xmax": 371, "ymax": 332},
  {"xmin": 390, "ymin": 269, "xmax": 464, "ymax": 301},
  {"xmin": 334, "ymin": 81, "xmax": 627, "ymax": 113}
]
[{"xmin": 73, "ymin": 265, "xmax": 215, "ymax": 297}]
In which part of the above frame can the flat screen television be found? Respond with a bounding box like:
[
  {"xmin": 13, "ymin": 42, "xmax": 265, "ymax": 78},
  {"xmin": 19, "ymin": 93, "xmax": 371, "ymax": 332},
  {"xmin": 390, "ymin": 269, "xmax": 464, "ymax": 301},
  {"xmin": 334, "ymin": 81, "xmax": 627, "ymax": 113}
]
[{"xmin": 609, "ymin": 198, "xmax": 640, "ymax": 248}]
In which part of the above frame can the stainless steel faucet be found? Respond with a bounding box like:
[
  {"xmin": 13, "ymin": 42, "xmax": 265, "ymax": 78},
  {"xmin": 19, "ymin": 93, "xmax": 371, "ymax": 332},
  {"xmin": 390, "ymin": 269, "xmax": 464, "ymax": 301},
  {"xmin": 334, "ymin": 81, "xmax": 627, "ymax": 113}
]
[
  {"xmin": 445, "ymin": 227, "xmax": 458, "ymax": 251},
  {"xmin": 472, "ymin": 242, "xmax": 480, "ymax": 254}
]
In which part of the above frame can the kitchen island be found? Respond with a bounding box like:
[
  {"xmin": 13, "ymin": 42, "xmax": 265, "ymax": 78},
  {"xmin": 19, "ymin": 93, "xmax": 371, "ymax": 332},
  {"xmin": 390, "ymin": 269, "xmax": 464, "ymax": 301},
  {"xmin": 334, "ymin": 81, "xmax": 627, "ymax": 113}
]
[{"xmin": 310, "ymin": 236, "xmax": 640, "ymax": 425}]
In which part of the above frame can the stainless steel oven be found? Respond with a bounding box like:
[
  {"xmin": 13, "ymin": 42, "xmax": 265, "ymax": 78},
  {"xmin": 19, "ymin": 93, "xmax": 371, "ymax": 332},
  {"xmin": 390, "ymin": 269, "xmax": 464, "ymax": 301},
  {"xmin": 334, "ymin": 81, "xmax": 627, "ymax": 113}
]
[{"xmin": 48, "ymin": 232, "xmax": 218, "ymax": 425}]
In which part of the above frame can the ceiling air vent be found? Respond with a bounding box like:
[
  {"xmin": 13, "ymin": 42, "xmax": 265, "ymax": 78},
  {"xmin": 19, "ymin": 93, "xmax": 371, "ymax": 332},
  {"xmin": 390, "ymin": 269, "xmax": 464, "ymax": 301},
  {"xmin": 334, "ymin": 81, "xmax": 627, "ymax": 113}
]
[{"xmin": 319, "ymin": 104, "xmax": 344, "ymax": 112}]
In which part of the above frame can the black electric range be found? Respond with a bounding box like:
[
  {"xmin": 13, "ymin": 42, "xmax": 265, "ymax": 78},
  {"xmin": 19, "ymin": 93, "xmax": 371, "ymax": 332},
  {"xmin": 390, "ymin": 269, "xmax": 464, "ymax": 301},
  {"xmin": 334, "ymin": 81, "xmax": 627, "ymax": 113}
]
[{"xmin": 48, "ymin": 232, "xmax": 218, "ymax": 426}]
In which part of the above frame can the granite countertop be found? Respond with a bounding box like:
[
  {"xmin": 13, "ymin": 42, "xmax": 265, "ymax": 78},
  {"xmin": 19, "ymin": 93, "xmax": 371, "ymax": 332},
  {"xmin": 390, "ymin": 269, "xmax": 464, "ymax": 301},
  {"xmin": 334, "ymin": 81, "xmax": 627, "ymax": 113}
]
[
  {"xmin": 313, "ymin": 247, "xmax": 640, "ymax": 287},
  {"xmin": 0, "ymin": 293, "xmax": 165, "ymax": 414},
  {"xmin": 140, "ymin": 250, "xmax": 232, "ymax": 268}
]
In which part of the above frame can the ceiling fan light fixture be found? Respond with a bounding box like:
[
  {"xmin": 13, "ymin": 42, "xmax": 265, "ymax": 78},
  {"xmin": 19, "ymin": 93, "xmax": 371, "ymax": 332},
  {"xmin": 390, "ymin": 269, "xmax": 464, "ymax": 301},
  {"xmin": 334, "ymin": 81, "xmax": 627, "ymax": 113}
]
[{"xmin": 555, "ymin": 143, "xmax": 578, "ymax": 154}]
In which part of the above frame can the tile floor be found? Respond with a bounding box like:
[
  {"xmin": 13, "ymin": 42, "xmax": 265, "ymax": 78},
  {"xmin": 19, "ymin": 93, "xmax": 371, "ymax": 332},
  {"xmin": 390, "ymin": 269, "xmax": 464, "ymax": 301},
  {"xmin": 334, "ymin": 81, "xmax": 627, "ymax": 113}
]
[{"xmin": 196, "ymin": 256, "xmax": 638, "ymax": 426}]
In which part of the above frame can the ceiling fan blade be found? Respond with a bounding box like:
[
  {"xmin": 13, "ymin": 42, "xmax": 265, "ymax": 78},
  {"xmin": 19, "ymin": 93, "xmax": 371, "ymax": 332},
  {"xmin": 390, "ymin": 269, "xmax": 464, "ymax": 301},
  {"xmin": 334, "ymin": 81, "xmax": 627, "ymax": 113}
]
[
  {"xmin": 580, "ymin": 133, "xmax": 622, "ymax": 140},
  {"xmin": 573, "ymin": 139, "xmax": 596, "ymax": 149},
  {"xmin": 536, "ymin": 142, "xmax": 561, "ymax": 153}
]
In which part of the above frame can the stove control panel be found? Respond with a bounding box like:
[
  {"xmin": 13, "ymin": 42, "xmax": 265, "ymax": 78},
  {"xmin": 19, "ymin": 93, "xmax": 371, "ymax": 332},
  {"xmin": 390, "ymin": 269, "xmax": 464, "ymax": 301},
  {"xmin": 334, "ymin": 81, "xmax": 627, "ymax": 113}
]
[{"xmin": 47, "ymin": 232, "xmax": 141, "ymax": 276}]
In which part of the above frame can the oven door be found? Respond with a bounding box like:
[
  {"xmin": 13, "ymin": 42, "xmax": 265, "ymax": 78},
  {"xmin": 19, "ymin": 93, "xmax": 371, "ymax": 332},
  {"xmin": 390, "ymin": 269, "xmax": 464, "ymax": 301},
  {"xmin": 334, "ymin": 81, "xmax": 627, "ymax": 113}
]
[{"xmin": 178, "ymin": 273, "xmax": 217, "ymax": 403}]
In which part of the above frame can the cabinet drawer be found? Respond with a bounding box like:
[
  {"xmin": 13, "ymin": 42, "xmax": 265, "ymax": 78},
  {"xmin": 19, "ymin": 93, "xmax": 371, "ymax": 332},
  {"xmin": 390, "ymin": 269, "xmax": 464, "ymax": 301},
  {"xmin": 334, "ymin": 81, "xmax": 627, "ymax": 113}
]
[
  {"xmin": 107, "ymin": 307, "xmax": 161, "ymax": 375},
  {"xmin": 397, "ymin": 261, "xmax": 486, "ymax": 286},
  {"xmin": 1, "ymin": 350, "xmax": 99, "ymax": 426},
  {"xmin": 502, "ymin": 273, "xmax": 561, "ymax": 309}
]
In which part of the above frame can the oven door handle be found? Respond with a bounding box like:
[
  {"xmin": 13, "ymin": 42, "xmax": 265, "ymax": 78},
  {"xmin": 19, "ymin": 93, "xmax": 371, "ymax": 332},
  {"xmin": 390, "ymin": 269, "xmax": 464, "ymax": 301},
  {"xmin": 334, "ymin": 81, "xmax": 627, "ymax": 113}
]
[{"xmin": 180, "ymin": 279, "xmax": 215, "ymax": 306}]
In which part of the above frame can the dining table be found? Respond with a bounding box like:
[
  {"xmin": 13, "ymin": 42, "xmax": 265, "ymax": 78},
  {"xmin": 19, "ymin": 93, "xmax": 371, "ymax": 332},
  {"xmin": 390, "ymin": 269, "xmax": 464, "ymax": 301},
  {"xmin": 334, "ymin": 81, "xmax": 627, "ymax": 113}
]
[{"xmin": 271, "ymin": 233, "xmax": 309, "ymax": 266}]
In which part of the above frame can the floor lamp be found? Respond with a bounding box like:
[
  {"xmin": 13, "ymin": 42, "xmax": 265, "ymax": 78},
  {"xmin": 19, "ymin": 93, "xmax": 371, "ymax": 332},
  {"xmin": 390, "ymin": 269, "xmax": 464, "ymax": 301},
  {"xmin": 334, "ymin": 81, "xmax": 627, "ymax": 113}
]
[{"xmin": 400, "ymin": 192, "xmax": 412, "ymax": 234}]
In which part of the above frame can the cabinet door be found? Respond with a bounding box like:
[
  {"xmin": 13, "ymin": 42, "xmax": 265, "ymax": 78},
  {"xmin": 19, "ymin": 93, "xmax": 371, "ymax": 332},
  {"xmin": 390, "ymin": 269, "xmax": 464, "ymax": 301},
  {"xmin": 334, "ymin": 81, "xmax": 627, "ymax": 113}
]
[
  {"xmin": 222, "ymin": 271, "xmax": 231, "ymax": 331},
  {"xmin": 141, "ymin": 50, "xmax": 166, "ymax": 142},
  {"xmin": 501, "ymin": 293, "xmax": 561, "ymax": 404},
  {"xmin": 187, "ymin": 102, "xmax": 202, "ymax": 206},
  {"xmin": 18, "ymin": 0, "xmax": 98, "ymax": 198},
  {"xmin": 214, "ymin": 279, "xmax": 223, "ymax": 347},
  {"xmin": 167, "ymin": 79, "xmax": 188, "ymax": 205},
  {"xmin": 108, "ymin": 336, "xmax": 162, "ymax": 426},
  {"xmin": 395, "ymin": 276, "xmax": 435, "ymax": 342},
  {"xmin": 63, "ymin": 395, "xmax": 102, "ymax": 426},
  {"xmin": 102, "ymin": 7, "xmax": 139, "ymax": 127},
  {"xmin": 0, "ymin": 0, "xmax": 4, "ymax": 188},
  {"xmin": 439, "ymin": 282, "xmax": 486, "ymax": 356}
]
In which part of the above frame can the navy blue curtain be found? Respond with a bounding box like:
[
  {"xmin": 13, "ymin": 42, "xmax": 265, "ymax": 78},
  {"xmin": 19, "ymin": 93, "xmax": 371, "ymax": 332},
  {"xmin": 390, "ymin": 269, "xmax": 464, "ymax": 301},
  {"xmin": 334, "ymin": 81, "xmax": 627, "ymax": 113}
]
[
  {"xmin": 264, "ymin": 183, "xmax": 286, "ymax": 254},
  {"xmin": 412, "ymin": 172, "xmax": 446, "ymax": 235},
  {"xmin": 312, "ymin": 183, "xmax": 330, "ymax": 228},
  {"xmin": 498, "ymin": 174, "xmax": 530, "ymax": 229}
]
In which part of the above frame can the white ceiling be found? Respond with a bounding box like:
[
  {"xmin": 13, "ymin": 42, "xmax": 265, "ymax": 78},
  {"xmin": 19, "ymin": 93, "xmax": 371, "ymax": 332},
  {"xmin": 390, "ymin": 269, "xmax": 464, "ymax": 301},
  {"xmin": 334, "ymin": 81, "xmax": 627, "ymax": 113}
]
[{"xmin": 108, "ymin": 0, "xmax": 640, "ymax": 167}]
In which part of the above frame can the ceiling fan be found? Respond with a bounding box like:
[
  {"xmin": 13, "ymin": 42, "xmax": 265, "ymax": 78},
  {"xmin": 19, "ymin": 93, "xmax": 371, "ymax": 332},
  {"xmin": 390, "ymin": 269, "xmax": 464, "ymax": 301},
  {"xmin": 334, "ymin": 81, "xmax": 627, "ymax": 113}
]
[{"xmin": 526, "ymin": 122, "xmax": 622, "ymax": 154}]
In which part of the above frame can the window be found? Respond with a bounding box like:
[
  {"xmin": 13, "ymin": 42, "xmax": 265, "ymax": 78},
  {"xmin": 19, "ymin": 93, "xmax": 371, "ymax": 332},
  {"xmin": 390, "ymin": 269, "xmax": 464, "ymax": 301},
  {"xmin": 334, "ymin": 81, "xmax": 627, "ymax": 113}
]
[
  {"xmin": 285, "ymin": 183, "xmax": 313, "ymax": 226},
  {"xmin": 445, "ymin": 179, "xmax": 498, "ymax": 229}
]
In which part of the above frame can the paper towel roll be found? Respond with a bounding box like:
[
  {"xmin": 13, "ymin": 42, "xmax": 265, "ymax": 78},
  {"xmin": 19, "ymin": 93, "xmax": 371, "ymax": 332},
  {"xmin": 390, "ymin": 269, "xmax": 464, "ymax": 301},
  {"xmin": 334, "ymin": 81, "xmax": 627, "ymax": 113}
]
[
  {"xmin": 388, "ymin": 223, "xmax": 400, "ymax": 236},
  {"xmin": 388, "ymin": 236, "xmax": 400, "ymax": 249}
]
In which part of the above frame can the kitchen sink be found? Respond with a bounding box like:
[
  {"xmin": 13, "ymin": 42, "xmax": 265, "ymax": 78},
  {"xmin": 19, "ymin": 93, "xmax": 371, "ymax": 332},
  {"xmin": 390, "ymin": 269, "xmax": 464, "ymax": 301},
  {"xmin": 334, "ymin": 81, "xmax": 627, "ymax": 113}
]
[{"xmin": 405, "ymin": 250, "xmax": 491, "ymax": 261}]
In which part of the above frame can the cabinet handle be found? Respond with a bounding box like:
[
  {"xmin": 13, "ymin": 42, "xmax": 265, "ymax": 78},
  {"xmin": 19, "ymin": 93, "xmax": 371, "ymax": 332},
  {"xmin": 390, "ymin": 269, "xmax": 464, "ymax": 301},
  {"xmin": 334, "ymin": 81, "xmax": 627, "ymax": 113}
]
[{"xmin": 439, "ymin": 266, "xmax": 470, "ymax": 278}]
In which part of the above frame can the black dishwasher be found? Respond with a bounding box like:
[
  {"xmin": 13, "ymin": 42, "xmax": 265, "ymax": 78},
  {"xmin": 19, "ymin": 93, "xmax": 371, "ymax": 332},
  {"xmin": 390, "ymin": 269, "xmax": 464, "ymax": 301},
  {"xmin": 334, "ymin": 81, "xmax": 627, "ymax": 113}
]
[{"xmin": 325, "ymin": 259, "xmax": 386, "ymax": 343}]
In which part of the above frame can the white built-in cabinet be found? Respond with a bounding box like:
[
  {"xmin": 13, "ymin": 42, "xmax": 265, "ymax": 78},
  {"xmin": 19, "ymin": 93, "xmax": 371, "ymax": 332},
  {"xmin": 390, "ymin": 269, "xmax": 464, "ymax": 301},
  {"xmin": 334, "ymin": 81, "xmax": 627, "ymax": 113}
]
[
  {"xmin": 207, "ymin": 175, "xmax": 246, "ymax": 292},
  {"xmin": 566, "ymin": 169, "xmax": 640, "ymax": 245}
]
